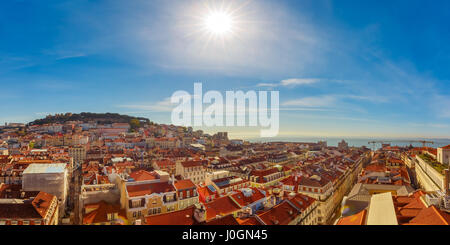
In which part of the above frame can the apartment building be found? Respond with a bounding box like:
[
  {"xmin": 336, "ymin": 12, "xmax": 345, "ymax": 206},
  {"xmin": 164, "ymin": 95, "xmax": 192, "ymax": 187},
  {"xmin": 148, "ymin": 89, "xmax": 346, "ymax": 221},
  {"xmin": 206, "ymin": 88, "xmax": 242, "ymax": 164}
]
[
  {"xmin": 174, "ymin": 179, "xmax": 199, "ymax": 210},
  {"xmin": 118, "ymin": 170, "xmax": 179, "ymax": 224},
  {"xmin": 68, "ymin": 145, "xmax": 86, "ymax": 167},
  {"xmin": 249, "ymin": 166, "xmax": 287, "ymax": 188},
  {"xmin": 0, "ymin": 191, "xmax": 59, "ymax": 225},
  {"xmin": 176, "ymin": 160, "xmax": 207, "ymax": 184}
]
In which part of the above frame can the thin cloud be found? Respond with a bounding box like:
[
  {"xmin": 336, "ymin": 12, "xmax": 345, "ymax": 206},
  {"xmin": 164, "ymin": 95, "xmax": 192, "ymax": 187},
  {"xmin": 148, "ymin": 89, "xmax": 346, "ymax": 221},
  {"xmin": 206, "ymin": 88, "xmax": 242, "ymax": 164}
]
[
  {"xmin": 55, "ymin": 53, "xmax": 87, "ymax": 60},
  {"xmin": 256, "ymin": 83, "xmax": 278, "ymax": 87},
  {"xmin": 280, "ymin": 78, "xmax": 320, "ymax": 86},
  {"xmin": 257, "ymin": 78, "xmax": 321, "ymax": 88},
  {"xmin": 282, "ymin": 95, "xmax": 337, "ymax": 107}
]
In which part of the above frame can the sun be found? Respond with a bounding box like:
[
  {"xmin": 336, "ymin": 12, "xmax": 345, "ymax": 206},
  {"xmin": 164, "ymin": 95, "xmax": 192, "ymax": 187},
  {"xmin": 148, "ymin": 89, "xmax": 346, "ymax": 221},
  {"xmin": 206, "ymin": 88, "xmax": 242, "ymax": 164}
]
[{"xmin": 204, "ymin": 11, "xmax": 234, "ymax": 35}]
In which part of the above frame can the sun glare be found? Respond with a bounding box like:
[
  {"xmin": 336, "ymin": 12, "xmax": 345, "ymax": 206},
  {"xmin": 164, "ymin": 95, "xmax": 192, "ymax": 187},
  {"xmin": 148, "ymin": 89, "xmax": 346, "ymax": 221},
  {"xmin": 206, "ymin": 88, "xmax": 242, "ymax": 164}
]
[{"xmin": 204, "ymin": 11, "xmax": 233, "ymax": 35}]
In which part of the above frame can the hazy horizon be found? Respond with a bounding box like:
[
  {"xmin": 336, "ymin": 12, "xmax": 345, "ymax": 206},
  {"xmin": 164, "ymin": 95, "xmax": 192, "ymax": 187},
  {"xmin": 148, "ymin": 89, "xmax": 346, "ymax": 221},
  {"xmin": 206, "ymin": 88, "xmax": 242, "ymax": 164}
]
[{"xmin": 1, "ymin": 0, "xmax": 450, "ymax": 138}]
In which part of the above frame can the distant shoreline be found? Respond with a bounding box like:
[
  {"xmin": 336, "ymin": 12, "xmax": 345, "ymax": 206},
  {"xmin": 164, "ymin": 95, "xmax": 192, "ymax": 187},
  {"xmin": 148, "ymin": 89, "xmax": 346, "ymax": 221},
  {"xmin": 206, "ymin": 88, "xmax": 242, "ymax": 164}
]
[{"xmin": 246, "ymin": 136, "xmax": 450, "ymax": 148}]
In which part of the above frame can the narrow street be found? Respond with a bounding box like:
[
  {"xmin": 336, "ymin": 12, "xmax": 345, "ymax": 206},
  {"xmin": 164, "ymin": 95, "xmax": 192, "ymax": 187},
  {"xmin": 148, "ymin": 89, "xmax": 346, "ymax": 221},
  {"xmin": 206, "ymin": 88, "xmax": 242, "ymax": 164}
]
[
  {"xmin": 73, "ymin": 165, "xmax": 82, "ymax": 225},
  {"xmin": 406, "ymin": 167, "xmax": 418, "ymax": 189}
]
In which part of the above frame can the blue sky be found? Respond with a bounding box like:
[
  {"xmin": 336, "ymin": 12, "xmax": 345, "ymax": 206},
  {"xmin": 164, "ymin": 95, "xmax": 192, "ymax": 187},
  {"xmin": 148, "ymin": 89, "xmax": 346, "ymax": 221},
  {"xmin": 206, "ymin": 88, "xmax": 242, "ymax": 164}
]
[{"xmin": 1, "ymin": 0, "xmax": 450, "ymax": 139}]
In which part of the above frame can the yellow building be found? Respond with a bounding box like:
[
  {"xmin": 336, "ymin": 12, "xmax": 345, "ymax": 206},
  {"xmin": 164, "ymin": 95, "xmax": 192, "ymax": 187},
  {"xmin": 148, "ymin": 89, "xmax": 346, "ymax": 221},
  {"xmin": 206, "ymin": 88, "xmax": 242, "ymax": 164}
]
[{"xmin": 118, "ymin": 170, "xmax": 180, "ymax": 224}]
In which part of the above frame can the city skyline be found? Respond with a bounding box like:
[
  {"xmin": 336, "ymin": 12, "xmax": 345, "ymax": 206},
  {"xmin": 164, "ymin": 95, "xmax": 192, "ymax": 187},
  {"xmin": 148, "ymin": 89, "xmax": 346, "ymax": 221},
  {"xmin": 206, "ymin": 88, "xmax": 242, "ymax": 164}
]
[{"xmin": 1, "ymin": 0, "xmax": 450, "ymax": 139}]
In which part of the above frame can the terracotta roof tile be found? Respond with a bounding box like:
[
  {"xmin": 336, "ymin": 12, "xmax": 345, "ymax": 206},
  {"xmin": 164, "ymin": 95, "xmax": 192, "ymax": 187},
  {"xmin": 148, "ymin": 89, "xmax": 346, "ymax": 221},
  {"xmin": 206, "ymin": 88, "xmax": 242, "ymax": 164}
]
[{"xmin": 126, "ymin": 182, "xmax": 175, "ymax": 197}]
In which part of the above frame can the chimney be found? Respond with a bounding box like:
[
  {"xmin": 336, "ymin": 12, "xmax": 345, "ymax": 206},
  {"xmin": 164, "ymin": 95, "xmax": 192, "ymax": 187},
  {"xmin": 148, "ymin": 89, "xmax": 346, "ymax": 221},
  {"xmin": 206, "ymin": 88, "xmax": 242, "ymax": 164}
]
[
  {"xmin": 194, "ymin": 204, "xmax": 206, "ymax": 223},
  {"xmin": 445, "ymin": 169, "xmax": 450, "ymax": 195}
]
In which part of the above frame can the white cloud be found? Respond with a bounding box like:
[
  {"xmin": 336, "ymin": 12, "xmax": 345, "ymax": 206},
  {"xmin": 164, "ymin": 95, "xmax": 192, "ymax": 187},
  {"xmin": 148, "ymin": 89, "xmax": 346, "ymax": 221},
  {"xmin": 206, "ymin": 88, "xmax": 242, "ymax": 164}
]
[
  {"xmin": 280, "ymin": 78, "xmax": 320, "ymax": 87},
  {"xmin": 257, "ymin": 78, "xmax": 321, "ymax": 88},
  {"xmin": 256, "ymin": 83, "xmax": 278, "ymax": 87},
  {"xmin": 342, "ymin": 94, "xmax": 390, "ymax": 103},
  {"xmin": 282, "ymin": 95, "xmax": 337, "ymax": 107}
]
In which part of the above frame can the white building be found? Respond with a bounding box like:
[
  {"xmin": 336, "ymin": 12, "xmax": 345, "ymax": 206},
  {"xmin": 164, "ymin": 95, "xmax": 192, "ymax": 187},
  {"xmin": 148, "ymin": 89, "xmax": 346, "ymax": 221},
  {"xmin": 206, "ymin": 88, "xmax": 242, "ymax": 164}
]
[
  {"xmin": 437, "ymin": 145, "xmax": 450, "ymax": 166},
  {"xmin": 22, "ymin": 163, "xmax": 69, "ymax": 216},
  {"xmin": 176, "ymin": 160, "xmax": 206, "ymax": 184}
]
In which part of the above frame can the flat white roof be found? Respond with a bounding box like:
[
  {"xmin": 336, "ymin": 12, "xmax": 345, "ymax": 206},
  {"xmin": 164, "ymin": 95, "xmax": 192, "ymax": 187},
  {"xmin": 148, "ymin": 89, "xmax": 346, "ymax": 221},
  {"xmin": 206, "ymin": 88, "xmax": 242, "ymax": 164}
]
[
  {"xmin": 31, "ymin": 149, "xmax": 48, "ymax": 152},
  {"xmin": 367, "ymin": 192, "xmax": 398, "ymax": 225},
  {"xmin": 23, "ymin": 163, "xmax": 66, "ymax": 174}
]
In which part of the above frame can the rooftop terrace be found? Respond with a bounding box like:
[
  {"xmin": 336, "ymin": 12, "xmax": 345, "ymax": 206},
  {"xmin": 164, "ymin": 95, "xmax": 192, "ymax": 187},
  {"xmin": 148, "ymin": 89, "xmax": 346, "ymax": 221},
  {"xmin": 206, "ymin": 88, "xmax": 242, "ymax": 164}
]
[{"xmin": 418, "ymin": 154, "xmax": 447, "ymax": 175}]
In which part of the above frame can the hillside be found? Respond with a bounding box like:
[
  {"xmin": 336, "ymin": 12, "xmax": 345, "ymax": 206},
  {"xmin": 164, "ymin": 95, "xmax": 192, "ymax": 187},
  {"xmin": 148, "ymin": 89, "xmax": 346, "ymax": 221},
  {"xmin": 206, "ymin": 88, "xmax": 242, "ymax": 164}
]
[{"xmin": 28, "ymin": 112, "xmax": 152, "ymax": 126}]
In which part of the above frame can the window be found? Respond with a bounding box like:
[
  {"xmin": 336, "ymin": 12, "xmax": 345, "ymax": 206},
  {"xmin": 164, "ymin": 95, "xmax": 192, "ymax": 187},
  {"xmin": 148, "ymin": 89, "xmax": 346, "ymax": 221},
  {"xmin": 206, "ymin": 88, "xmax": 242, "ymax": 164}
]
[
  {"xmin": 132, "ymin": 199, "xmax": 142, "ymax": 208},
  {"xmin": 23, "ymin": 220, "xmax": 29, "ymax": 225},
  {"xmin": 166, "ymin": 194, "xmax": 174, "ymax": 202},
  {"xmin": 35, "ymin": 220, "xmax": 41, "ymax": 225},
  {"xmin": 133, "ymin": 212, "xmax": 137, "ymax": 218},
  {"xmin": 11, "ymin": 221, "xmax": 18, "ymax": 225}
]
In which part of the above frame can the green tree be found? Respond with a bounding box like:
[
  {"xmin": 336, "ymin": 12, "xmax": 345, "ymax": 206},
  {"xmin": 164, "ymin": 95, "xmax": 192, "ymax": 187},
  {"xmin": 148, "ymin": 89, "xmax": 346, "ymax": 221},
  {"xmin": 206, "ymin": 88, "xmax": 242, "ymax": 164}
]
[{"xmin": 130, "ymin": 119, "xmax": 141, "ymax": 132}]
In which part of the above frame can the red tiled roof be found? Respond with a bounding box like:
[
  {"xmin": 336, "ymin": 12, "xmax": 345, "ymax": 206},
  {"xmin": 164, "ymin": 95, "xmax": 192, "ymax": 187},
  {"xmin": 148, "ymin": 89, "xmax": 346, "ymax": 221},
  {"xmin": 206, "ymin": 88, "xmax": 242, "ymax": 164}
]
[
  {"xmin": 32, "ymin": 191, "xmax": 56, "ymax": 218},
  {"xmin": 204, "ymin": 196, "xmax": 241, "ymax": 221},
  {"xmin": 393, "ymin": 190, "xmax": 450, "ymax": 225},
  {"xmin": 238, "ymin": 216, "xmax": 264, "ymax": 225},
  {"xmin": 181, "ymin": 160, "xmax": 206, "ymax": 168},
  {"xmin": 336, "ymin": 210, "xmax": 367, "ymax": 225},
  {"xmin": 126, "ymin": 182, "xmax": 175, "ymax": 197},
  {"xmin": 285, "ymin": 193, "xmax": 316, "ymax": 211},
  {"xmin": 145, "ymin": 206, "xmax": 196, "ymax": 225},
  {"xmin": 83, "ymin": 201, "xmax": 125, "ymax": 224},
  {"xmin": 205, "ymin": 214, "xmax": 239, "ymax": 225},
  {"xmin": 174, "ymin": 179, "xmax": 196, "ymax": 190},
  {"xmin": 230, "ymin": 188, "xmax": 266, "ymax": 207},
  {"xmin": 407, "ymin": 206, "xmax": 450, "ymax": 225},
  {"xmin": 0, "ymin": 191, "xmax": 55, "ymax": 219},
  {"xmin": 197, "ymin": 186, "xmax": 217, "ymax": 201},
  {"xmin": 257, "ymin": 201, "xmax": 300, "ymax": 225},
  {"xmin": 154, "ymin": 159, "xmax": 176, "ymax": 167},
  {"xmin": 129, "ymin": 170, "xmax": 158, "ymax": 182}
]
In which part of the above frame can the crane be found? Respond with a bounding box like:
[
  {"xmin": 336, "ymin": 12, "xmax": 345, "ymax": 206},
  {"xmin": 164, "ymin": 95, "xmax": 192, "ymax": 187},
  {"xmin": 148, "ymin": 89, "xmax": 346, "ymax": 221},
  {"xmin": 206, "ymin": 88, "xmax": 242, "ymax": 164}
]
[
  {"xmin": 368, "ymin": 140, "xmax": 434, "ymax": 151},
  {"xmin": 407, "ymin": 140, "xmax": 434, "ymax": 147},
  {"xmin": 368, "ymin": 141, "xmax": 388, "ymax": 151}
]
